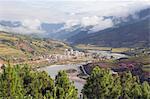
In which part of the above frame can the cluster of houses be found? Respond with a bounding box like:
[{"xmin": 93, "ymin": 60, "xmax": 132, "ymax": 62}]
[
  {"xmin": 32, "ymin": 49, "xmax": 128, "ymax": 64},
  {"xmin": 39, "ymin": 49, "xmax": 86, "ymax": 63},
  {"xmin": 64, "ymin": 49, "xmax": 85, "ymax": 57}
]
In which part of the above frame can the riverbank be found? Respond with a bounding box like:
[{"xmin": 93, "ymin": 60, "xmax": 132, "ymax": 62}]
[{"xmin": 38, "ymin": 62, "xmax": 89, "ymax": 95}]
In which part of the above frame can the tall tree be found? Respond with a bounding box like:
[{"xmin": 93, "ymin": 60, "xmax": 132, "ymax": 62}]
[
  {"xmin": 82, "ymin": 66, "xmax": 119, "ymax": 99},
  {"xmin": 55, "ymin": 70, "xmax": 78, "ymax": 99},
  {"xmin": 27, "ymin": 71, "xmax": 55, "ymax": 99},
  {"xmin": 141, "ymin": 81, "xmax": 150, "ymax": 99},
  {"xmin": 83, "ymin": 66, "xmax": 150, "ymax": 99},
  {"xmin": 109, "ymin": 75, "xmax": 122, "ymax": 99},
  {"xmin": 120, "ymin": 72, "xmax": 142, "ymax": 98},
  {"xmin": 0, "ymin": 64, "xmax": 25, "ymax": 98}
]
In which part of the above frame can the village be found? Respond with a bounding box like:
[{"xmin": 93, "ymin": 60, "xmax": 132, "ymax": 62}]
[
  {"xmin": 30, "ymin": 48, "xmax": 128, "ymax": 66},
  {"xmin": 0, "ymin": 48, "xmax": 129, "ymax": 69}
]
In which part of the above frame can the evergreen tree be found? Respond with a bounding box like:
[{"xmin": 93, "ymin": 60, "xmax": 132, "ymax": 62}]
[
  {"xmin": 0, "ymin": 63, "xmax": 149, "ymax": 99},
  {"xmin": 109, "ymin": 75, "xmax": 122, "ymax": 99},
  {"xmin": 0, "ymin": 64, "xmax": 56, "ymax": 99},
  {"xmin": 82, "ymin": 66, "xmax": 118, "ymax": 99},
  {"xmin": 55, "ymin": 70, "xmax": 78, "ymax": 99},
  {"xmin": 0, "ymin": 64, "xmax": 25, "ymax": 98},
  {"xmin": 82, "ymin": 66, "xmax": 150, "ymax": 99},
  {"xmin": 0, "ymin": 64, "xmax": 78, "ymax": 99},
  {"xmin": 130, "ymin": 82, "xmax": 142, "ymax": 98},
  {"xmin": 120, "ymin": 72, "xmax": 142, "ymax": 98},
  {"xmin": 141, "ymin": 81, "xmax": 150, "ymax": 99},
  {"xmin": 27, "ymin": 71, "xmax": 55, "ymax": 99}
]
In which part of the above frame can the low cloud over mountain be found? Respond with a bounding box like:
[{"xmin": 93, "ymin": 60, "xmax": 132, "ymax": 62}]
[
  {"xmin": 0, "ymin": 0, "xmax": 149, "ymax": 34},
  {"xmin": 67, "ymin": 8, "xmax": 150, "ymax": 47}
]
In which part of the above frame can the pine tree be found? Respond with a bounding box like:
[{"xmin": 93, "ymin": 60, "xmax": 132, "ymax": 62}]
[
  {"xmin": 0, "ymin": 64, "xmax": 25, "ymax": 98},
  {"xmin": 0, "ymin": 64, "xmax": 56, "ymax": 98},
  {"xmin": 141, "ymin": 81, "xmax": 150, "ymax": 99},
  {"xmin": 55, "ymin": 70, "xmax": 78, "ymax": 99},
  {"xmin": 120, "ymin": 72, "xmax": 142, "ymax": 98},
  {"xmin": 109, "ymin": 75, "xmax": 122, "ymax": 99},
  {"xmin": 27, "ymin": 71, "xmax": 55, "ymax": 99},
  {"xmin": 130, "ymin": 82, "xmax": 142, "ymax": 98},
  {"xmin": 82, "ymin": 66, "xmax": 118, "ymax": 99}
]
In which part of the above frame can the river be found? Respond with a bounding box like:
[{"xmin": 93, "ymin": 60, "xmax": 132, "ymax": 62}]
[{"xmin": 39, "ymin": 62, "xmax": 87, "ymax": 95}]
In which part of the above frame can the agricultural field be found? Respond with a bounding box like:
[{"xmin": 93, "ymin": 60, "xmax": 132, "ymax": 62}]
[{"xmin": 75, "ymin": 44, "xmax": 130, "ymax": 53}]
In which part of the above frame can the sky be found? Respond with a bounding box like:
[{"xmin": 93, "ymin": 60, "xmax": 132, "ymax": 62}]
[{"xmin": 0, "ymin": 0, "xmax": 150, "ymax": 33}]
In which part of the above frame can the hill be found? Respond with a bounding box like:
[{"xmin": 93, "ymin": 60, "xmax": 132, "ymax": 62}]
[{"xmin": 0, "ymin": 31, "xmax": 70, "ymax": 63}]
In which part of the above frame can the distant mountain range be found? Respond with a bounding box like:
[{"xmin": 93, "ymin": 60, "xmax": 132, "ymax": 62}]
[
  {"xmin": 68, "ymin": 16, "xmax": 149, "ymax": 47},
  {"xmin": 0, "ymin": 8, "xmax": 149, "ymax": 47},
  {"xmin": 67, "ymin": 8, "xmax": 150, "ymax": 47}
]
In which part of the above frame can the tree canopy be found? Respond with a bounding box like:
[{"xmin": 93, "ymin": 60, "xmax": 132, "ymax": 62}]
[
  {"xmin": 0, "ymin": 64, "xmax": 78, "ymax": 99},
  {"xmin": 82, "ymin": 66, "xmax": 150, "ymax": 99},
  {"xmin": 0, "ymin": 64, "xmax": 149, "ymax": 99}
]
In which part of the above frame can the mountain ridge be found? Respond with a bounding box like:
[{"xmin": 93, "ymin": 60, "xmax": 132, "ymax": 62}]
[{"xmin": 66, "ymin": 8, "xmax": 150, "ymax": 47}]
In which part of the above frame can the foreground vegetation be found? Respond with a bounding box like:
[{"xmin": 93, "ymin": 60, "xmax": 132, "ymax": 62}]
[
  {"xmin": 0, "ymin": 64, "xmax": 77, "ymax": 99},
  {"xmin": 0, "ymin": 64, "xmax": 149, "ymax": 99},
  {"xmin": 82, "ymin": 67, "xmax": 150, "ymax": 99}
]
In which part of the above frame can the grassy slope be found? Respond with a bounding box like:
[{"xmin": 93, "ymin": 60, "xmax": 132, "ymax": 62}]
[{"xmin": 0, "ymin": 31, "xmax": 70, "ymax": 63}]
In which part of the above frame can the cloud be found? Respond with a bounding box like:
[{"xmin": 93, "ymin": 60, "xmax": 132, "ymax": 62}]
[
  {"xmin": 64, "ymin": 19, "xmax": 80, "ymax": 29},
  {"xmin": 0, "ymin": 0, "xmax": 149, "ymax": 34},
  {"xmin": 61, "ymin": 0, "xmax": 149, "ymax": 32},
  {"xmin": 81, "ymin": 16, "xmax": 100, "ymax": 26},
  {"xmin": 0, "ymin": 26, "xmax": 44, "ymax": 34},
  {"xmin": 0, "ymin": 0, "xmax": 149, "ymax": 23},
  {"xmin": 22, "ymin": 19, "xmax": 41, "ymax": 30},
  {"xmin": 63, "ymin": 16, "xmax": 113, "ymax": 32},
  {"xmin": 89, "ymin": 18, "xmax": 113, "ymax": 32},
  {"xmin": 0, "ymin": 19, "xmax": 44, "ymax": 34}
]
